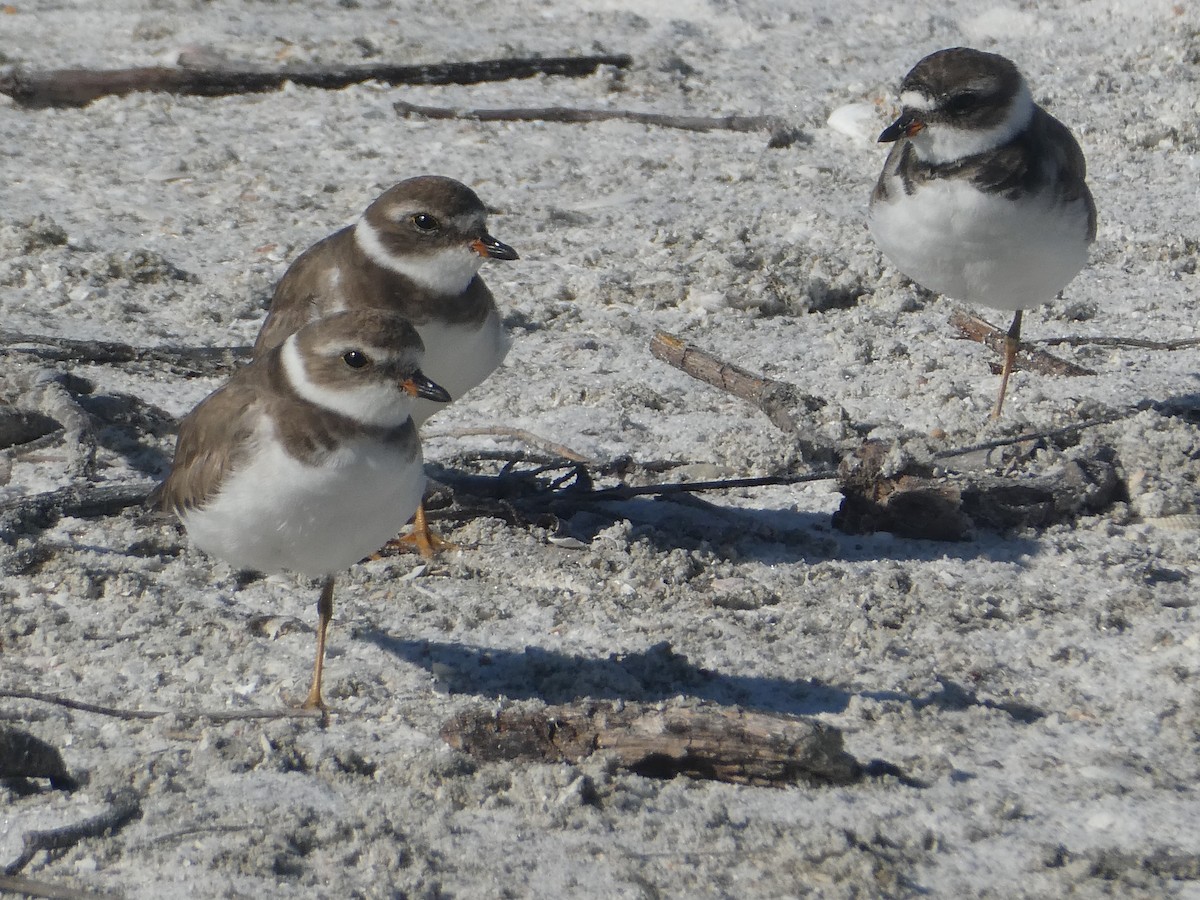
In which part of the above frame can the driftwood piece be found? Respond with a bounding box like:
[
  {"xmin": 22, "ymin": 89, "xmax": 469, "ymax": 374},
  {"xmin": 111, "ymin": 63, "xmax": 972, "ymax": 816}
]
[
  {"xmin": 23, "ymin": 376, "xmax": 97, "ymax": 479},
  {"xmin": 0, "ymin": 54, "xmax": 633, "ymax": 109},
  {"xmin": 832, "ymin": 439, "xmax": 1123, "ymax": 540},
  {"xmin": 440, "ymin": 699, "xmax": 863, "ymax": 787},
  {"xmin": 0, "ymin": 873, "xmax": 103, "ymax": 900},
  {"xmin": 0, "ymin": 330, "xmax": 249, "ymax": 378},
  {"xmin": 951, "ymin": 310, "xmax": 1095, "ymax": 377},
  {"xmin": 394, "ymin": 100, "xmax": 803, "ymax": 145},
  {"xmin": 649, "ymin": 331, "xmax": 842, "ymax": 464},
  {"xmin": 0, "ymin": 481, "xmax": 157, "ymax": 540},
  {"xmin": 3, "ymin": 794, "xmax": 142, "ymax": 877},
  {"xmin": 0, "ymin": 725, "xmax": 78, "ymax": 791}
]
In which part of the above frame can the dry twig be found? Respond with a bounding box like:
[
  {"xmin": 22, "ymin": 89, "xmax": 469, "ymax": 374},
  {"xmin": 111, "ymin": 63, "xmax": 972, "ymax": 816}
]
[
  {"xmin": 950, "ymin": 311, "xmax": 1095, "ymax": 376},
  {"xmin": 0, "ymin": 54, "xmax": 633, "ymax": 108},
  {"xmin": 4, "ymin": 795, "xmax": 142, "ymax": 877},
  {"xmin": 0, "ymin": 689, "xmax": 326, "ymax": 723},
  {"xmin": 394, "ymin": 100, "xmax": 802, "ymax": 144},
  {"xmin": 649, "ymin": 331, "xmax": 841, "ymax": 464},
  {"xmin": 0, "ymin": 330, "xmax": 249, "ymax": 378},
  {"xmin": 0, "ymin": 873, "xmax": 104, "ymax": 900},
  {"xmin": 1036, "ymin": 334, "xmax": 1200, "ymax": 351}
]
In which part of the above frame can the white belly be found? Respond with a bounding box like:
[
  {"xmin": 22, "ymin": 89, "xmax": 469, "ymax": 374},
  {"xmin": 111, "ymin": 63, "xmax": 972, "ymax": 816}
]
[
  {"xmin": 182, "ymin": 432, "xmax": 424, "ymax": 578},
  {"xmin": 412, "ymin": 311, "xmax": 511, "ymax": 426},
  {"xmin": 869, "ymin": 179, "xmax": 1091, "ymax": 312}
]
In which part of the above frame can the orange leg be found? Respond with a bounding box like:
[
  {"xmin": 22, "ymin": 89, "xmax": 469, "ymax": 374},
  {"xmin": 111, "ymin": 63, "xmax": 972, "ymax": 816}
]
[
  {"xmin": 389, "ymin": 500, "xmax": 456, "ymax": 559},
  {"xmin": 301, "ymin": 576, "xmax": 336, "ymax": 711},
  {"xmin": 991, "ymin": 310, "xmax": 1022, "ymax": 419}
]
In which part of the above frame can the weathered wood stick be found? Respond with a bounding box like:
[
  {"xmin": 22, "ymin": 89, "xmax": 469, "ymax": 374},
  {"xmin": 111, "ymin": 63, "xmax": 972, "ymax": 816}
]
[
  {"xmin": 950, "ymin": 310, "xmax": 1095, "ymax": 376},
  {"xmin": 0, "ymin": 689, "xmax": 326, "ymax": 723},
  {"xmin": 649, "ymin": 330, "xmax": 840, "ymax": 464},
  {"xmin": 0, "ymin": 54, "xmax": 633, "ymax": 108},
  {"xmin": 4, "ymin": 795, "xmax": 142, "ymax": 876},
  {"xmin": 441, "ymin": 699, "xmax": 864, "ymax": 787},
  {"xmin": 649, "ymin": 331, "xmax": 824, "ymax": 433},
  {"xmin": 1036, "ymin": 334, "xmax": 1200, "ymax": 351},
  {"xmin": 0, "ymin": 481, "xmax": 157, "ymax": 540},
  {"xmin": 0, "ymin": 873, "xmax": 101, "ymax": 900},
  {"xmin": 0, "ymin": 330, "xmax": 250, "ymax": 377},
  {"xmin": 394, "ymin": 99, "xmax": 795, "ymax": 138}
]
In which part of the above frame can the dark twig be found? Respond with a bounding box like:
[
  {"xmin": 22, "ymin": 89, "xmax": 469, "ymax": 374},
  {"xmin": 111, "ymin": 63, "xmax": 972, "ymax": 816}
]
[
  {"xmin": 580, "ymin": 471, "xmax": 837, "ymax": 500},
  {"xmin": 931, "ymin": 409, "xmax": 1138, "ymax": 462},
  {"xmin": 4, "ymin": 795, "xmax": 142, "ymax": 876},
  {"xmin": 950, "ymin": 310, "xmax": 1096, "ymax": 376},
  {"xmin": 0, "ymin": 330, "xmax": 249, "ymax": 378},
  {"xmin": 394, "ymin": 99, "xmax": 795, "ymax": 138},
  {"xmin": 1036, "ymin": 334, "xmax": 1200, "ymax": 351},
  {"xmin": 0, "ymin": 873, "xmax": 105, "ymax": 899},
  {"xmin": 1, "ymin": 54, "xmax": 633, "ymax": 109},
  {"xmin": 0, "ymin": 689, "xmax": 325, "ymax": 723}
]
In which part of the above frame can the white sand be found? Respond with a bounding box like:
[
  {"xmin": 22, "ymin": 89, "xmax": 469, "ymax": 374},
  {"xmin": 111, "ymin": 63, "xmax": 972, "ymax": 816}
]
[{"xmin": 3, "ymin": 1, "xmax": 1200, "ymax": 896}]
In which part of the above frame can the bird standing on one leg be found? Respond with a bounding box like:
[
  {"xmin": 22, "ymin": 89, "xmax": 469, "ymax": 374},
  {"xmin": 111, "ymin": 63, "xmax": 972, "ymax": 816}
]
[
  {"xmin": 868, "ymin": 47, "xmax": 1096, "ymax": 417},
  {"xmin": 157, "ymin": 310, "xmax": 451, "ymax": 710}
]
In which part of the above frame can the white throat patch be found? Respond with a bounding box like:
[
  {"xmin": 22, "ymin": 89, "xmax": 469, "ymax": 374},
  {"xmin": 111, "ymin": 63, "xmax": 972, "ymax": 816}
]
[
  {"xmin": 909, "ymin": 81, "xmax": 1034, "ymax": 165},
  {"xmin": 354, "ymin": 218, "xmax": 484, "ymax": 295},
  {"xmin": 281, "ymin": 336, "xmax": 414, "ymax": 429}
]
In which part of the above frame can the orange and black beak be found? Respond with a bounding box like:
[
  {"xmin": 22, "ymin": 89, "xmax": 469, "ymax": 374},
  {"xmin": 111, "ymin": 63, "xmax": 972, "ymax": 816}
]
[
  {"xmin": 878, "ymin": 111, "xmax": 925, "ymax": 143},
  {"xmin": 470, "ymin": 233, "xmax": 519, "ymax": 261},
  {"xmin": 401, "ymin": 370, "xmax": 452, "ymax": 403}
]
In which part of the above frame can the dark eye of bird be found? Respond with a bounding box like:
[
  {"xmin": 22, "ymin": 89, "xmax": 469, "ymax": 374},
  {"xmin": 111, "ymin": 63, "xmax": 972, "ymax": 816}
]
[
  {"xmin": 412, "ymin": 213, "xmax": 440, "ymax": 232},
  {"xmin": 943, "ymin": 91, "xmax": 981, "ymax": 116},
  {"xmin": 342, "ymin": 350, "xmax": 370, "ymax": 369}
]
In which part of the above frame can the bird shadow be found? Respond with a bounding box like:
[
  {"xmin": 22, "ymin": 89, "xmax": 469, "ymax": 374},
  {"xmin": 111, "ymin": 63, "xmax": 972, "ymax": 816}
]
[
  {"xmin": 78, "ymin": 389, "xmax": 175, "ymax": 477},
  {"xmin": 355, "ymin": 633, "xmax": 1044, "ymax": 724}
]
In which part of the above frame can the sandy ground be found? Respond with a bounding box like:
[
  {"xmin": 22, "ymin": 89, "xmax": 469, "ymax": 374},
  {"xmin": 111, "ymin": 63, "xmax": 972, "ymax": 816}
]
[{"xmin": 2, "ymin": 0, "xmax": 1200, "ymax": 897}]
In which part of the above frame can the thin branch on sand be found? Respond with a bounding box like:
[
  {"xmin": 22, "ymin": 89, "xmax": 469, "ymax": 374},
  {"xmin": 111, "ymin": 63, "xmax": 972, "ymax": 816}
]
[
  {"xmin": 4, "ymin": 795, "xmax": 142, "ymax": 877},
  {"xmin": 0, "ymin": 330, "xmax": 249, "ymax": 378},
  {"xmin": 0, "ymin": 689, "xmax": 325, "ymax": 723},
  {"xmin": 394, "ymin": 100, "xmax": 803, "ymax": 145},
  {"xmin": 0, "ymin": 53, "xmax": 633, "ymax": 109}
]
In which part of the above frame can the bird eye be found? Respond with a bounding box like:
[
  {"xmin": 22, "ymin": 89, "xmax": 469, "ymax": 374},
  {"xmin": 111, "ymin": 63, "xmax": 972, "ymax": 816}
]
[
  {"xmin": 412, "ymin": 213, "xmax": 440, "ymax": 233},
  {"xmin": 943, "ymin": 91, "xmax": 980, "ymax": 116},
  {"xmin": 342, "ymin": 350, "xmax": 370, "ymax": 369}
]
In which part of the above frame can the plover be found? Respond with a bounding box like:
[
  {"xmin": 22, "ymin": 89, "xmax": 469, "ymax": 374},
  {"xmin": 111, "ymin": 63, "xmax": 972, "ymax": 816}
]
[
  {"xmin": 158, "ymin": 309, "xmax": 451, "ymax": 709},
  {"xmin": 253, "ymin": 175, "xmax": 518, "ymax": 552},
  {"xmin": 868, "ymin": 47, "xmax": 1096, "ymax": 416}
]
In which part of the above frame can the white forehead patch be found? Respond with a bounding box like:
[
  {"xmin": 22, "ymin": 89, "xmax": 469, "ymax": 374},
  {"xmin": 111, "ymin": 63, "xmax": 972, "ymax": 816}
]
[
  {"xmin": 900, "ymin": 90, "xmax": 936, "ymax": 112},
  {"xmin": 281, "ymin": 334, "xmax": 415, "ymax": 429},
  {"xmin": 908, "ymin": 79, "xmax": 1034, "ymax": 164},
  {"xmin": 355, "ymin": 218, "xmax": 484, "ymax": 295}
]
